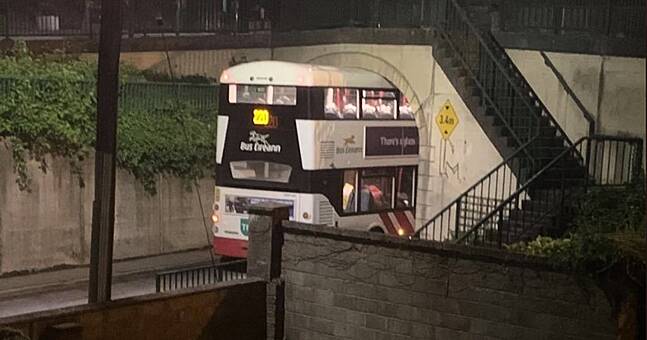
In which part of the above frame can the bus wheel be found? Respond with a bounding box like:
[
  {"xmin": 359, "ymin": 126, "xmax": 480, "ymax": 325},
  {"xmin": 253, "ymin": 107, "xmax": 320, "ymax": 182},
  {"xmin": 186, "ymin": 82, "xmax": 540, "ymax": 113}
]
[{"xmin": 369, "ymin": 227, "xmax": 385, "ymax": 233}]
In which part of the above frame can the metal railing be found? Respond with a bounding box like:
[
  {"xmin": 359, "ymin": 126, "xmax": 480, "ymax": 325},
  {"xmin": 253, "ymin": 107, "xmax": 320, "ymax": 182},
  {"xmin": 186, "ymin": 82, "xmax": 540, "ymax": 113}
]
[
  {"xmin": 438, "ymin": 0, "xmax": 575, "ymax": 156},
  {"xmin": 415, "ymin": 138, "xmax": 537, "ymax": 241},
  {"xmin": 120, "ymin": 82, "xmax": 218, "ymax": 114},
  {"xmin": 155, "ymin": 260, "xmax": 247, "ymax": 293},
  {"xmin": 275, "ymin": 0, "xmax": 436, "ymax": 31},
  {"xmin": 0, "ymin": 77, "xmax": 218, "ymax": 115},
  {"xmin": 539, "ymin": 51, "xmax": 595, "ymax": 137},
  {"xmin": 416, "ymin": 0, "xmax": 628, "ymax": 243},
  {"xmin": 0, "ymin": 0, "xmax": 270, "ymax": 37},
  {"xmin": 456, "ymin": 135, "xmax": 643, "ymax": 248},
  {"xmin": 500, "ymin": 0, "xmax": 645, "ymax": 40}
]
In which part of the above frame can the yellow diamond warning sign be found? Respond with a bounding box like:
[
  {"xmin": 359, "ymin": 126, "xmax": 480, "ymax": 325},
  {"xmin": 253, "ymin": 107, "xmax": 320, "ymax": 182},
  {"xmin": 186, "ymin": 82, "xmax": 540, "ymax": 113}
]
[{"xmin": 435, "ymin": 100, "xmax": 459, "ymax": 140}]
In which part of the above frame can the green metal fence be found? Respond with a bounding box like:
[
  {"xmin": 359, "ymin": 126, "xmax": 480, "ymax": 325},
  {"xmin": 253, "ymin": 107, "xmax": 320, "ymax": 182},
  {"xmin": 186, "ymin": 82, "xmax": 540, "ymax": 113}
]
[
  {"xmin": 119, "ymin": 81, "xmax": 219, "ymax": 114},
  {"xmin": 0, "ymin": 77, "xmax": 219, "ymax": 116}
]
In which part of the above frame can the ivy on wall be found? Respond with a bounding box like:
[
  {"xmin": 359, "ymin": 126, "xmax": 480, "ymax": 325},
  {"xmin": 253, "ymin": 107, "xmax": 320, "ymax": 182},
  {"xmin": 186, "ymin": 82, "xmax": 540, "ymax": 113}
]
[{"xmin": 0, "ymin": 42, "xmax": 216, "ymax": 195}]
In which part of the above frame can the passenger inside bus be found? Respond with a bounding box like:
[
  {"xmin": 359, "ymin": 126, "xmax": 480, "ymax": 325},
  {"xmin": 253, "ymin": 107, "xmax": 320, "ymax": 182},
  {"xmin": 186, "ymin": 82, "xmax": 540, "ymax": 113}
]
[
  {"xmin": 362, "ymin": 101, "xmax": 377, "ymax": 119},
  {"xmin": 377, "ymin": 101, "xmax": 394, "ymax": 119},
  {"xmin": 360, "ymin": 183, "xmax": 388, "ymax": 210},
  {"xmin": 342, "ymin": 182, "xmax": 355, "ymax": 212},
  {"xmin": 397, "ymin": 95, "xmax": 412, "ymax": 119},
  {"xmin": 325, "ymin": 88, "xmax": 359, "ymax": 119}
]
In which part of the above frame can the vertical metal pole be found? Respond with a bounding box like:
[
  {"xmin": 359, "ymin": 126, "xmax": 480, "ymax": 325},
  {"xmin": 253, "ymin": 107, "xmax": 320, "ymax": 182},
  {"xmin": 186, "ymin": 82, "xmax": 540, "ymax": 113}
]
[
  {"xmin": 88, "ymin": 0, "xmax": 122, "ymax": 304},
  {"xmin": 584, "ymin": 138, "xmax": 591, "ymax": 193},
  {"xmin": 175, "ymin": 0, "xmax": 181, "ymax": 35},
  {"xmin": 3, "ymin": 0, "xmax": 9, "ymax": 39},
  {"xmin": 454, "ymin": 198, "xmax": 461, "ymax": 240}
]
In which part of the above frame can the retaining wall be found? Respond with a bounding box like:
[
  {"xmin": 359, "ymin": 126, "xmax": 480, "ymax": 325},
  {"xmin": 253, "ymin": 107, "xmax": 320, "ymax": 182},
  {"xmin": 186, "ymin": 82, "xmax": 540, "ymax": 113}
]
[{"xmin": 0, "ymin": 147, "xmax": 213, "ymax": 274}]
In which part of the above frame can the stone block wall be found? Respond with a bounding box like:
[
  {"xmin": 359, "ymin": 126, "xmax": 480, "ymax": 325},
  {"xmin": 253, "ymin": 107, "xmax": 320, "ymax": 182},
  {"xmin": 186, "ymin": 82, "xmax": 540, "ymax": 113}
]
[{"xmin": 280, "ymin": 223, "xmax": 616, "ymax": 340}]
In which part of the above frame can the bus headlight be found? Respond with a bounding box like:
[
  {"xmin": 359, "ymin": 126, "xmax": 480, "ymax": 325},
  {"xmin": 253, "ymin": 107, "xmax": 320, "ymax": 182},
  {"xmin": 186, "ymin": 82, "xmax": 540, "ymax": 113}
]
[
  {"xmin": 212, "ymin": 225, "xmax": 219, "ymax": 235},
  {"xmin": 303, "ymin": 212, "xmax": 310, "ymax": 220},
  {"xmin": 211, "ymin": 213, "xmax": 220, "ymax": 224},
  {"xmin": 397, "ymin": 228, "xmax": 405, "ymax": 236}
]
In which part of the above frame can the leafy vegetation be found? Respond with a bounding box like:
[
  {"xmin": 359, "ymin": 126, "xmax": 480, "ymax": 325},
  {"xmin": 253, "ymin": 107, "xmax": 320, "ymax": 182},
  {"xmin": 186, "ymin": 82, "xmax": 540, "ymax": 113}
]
[
  {"xmin": 507, "ymin": 177, "xmax": 645, "ymax": 338},
  {"xmin": 0, "ymin": 41, "xmax": 216, "ymax": 194},
  {"xmin": 506, "ymin": 176, "xmax": 645, "ymax": 271}
]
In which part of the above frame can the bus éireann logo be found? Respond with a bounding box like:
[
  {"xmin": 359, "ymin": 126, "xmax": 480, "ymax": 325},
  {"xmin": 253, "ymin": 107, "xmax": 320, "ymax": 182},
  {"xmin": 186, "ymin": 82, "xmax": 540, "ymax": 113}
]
[
  {"xmin": 240, "ymin": 131, "xmax": 282, "ymax": 153},
  {"xmin": 343, "ymin": 135, "xmax": 356, "ymax": 146},
  {"xmin": 336, "ymin": 135, "xmax": 362, "ymax": 154}
]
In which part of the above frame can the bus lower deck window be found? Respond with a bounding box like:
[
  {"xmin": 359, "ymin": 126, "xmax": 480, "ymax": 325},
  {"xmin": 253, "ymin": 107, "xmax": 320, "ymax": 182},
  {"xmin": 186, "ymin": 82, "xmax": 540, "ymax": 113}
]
[
  {"xmin": 396, "ymin": 168, "xmax": 415, "ymax": 208},
  {"xmin": 360, "ymin": 173, "xmax": 393, "ymax": 212},
  {"xmin": 342, "ymin": 170, "xmax": 358, "ymax": 213}
]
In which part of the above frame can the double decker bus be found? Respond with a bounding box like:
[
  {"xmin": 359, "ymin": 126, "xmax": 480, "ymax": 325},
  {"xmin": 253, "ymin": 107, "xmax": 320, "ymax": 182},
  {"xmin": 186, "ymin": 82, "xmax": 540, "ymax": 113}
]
[{"xmin": 212, "ymin": 61, "xmax": 419, "ymax": 258}]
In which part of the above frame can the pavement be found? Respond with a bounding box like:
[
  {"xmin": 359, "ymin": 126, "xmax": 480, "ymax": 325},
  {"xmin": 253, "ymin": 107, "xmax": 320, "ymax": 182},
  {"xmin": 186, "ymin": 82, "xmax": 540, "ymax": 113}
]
[{"xmin": 0, "ymin": 248, "xmax": 217, "ymax": 300}]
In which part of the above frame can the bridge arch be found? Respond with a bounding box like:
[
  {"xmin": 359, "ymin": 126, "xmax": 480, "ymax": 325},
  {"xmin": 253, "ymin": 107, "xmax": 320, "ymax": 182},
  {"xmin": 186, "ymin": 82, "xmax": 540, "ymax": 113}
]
[{"xmin": 287, "ymin": 48, "xmax": 438, "ymax": 225}]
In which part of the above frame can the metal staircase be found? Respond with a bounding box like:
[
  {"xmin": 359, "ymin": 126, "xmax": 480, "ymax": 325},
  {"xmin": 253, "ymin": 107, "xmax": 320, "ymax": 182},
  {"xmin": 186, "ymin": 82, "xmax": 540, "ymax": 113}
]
[{"xmin": 415, "ymin": 0, "xmax": 644, "ymax": 246}]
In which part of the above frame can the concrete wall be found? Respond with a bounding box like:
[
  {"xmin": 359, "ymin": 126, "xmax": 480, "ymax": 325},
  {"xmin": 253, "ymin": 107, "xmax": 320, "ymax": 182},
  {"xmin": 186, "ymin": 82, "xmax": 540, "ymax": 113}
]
[
  {"xmin": 507, "ymin": 50, "xmax": 646, "ymax": 144},
  {"xmin": 0, "ymin": 279, "xmax": 266, "ymax": 340},
  {"xmin": 0, "ymin": 147, "xmax": 213, "ymax": 274},
  {"xmin": 279, "ymin": 223, "xmax": 616, "ymax": 340}
]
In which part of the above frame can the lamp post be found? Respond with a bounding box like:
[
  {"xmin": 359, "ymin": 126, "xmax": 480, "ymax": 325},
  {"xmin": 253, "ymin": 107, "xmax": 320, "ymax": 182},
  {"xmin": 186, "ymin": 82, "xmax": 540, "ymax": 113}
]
[{"xmin": 88, "ymin": 0, "xmax": 123, "ymax": 304}]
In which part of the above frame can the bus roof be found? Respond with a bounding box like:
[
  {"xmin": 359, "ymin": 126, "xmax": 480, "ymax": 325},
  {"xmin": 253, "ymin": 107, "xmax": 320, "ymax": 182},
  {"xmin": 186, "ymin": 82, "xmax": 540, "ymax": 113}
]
[{"xmin": 220, "ymin": 61, "xmax": 395, "ymax": 89}]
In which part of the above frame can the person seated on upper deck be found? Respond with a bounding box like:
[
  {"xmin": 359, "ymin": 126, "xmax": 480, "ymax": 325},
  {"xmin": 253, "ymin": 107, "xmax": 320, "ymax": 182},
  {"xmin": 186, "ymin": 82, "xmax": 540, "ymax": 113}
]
[
  {"xmin": 342, "ymin": 102, "xmax": 358, "ymax": 119},
  {"xmin": 363, "ymin": 103, "xmax": 377, "ymax": 119},
  {"xmin": 275, "ymin": 95, "xmax": 292, "ymax": 105},
  {"xmin": 377, "ymin": 102, "xmax": 394, "ymax": 118},
  {"xmin": 325, "ymin": 102, "xmax": 339, "ymax": 118},
  {"xmin": 399, "ymin": 104, "xmax": 414, "ymax": 119}
]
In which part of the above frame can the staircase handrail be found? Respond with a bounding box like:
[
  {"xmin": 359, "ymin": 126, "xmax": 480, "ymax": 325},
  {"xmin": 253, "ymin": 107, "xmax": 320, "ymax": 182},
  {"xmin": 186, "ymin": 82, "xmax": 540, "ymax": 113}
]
[
  {"xmin": 458, "ymin": 134, "xmax": 643, "ymax": 244},
  {"xmin": 457, "ymin": 137, "xmax": 587, "ymax": 243},
  {"xmin": 539, "ymin": 51, "xmax": 596, "ymax": 137},
  {"xmin": 442, "ymin": 0, "xmax": 576, "ymax": 150},
  {"xmin": 436, "ymin": 25, "xmax": 535, "ymax": 159},
  {"xmin": 414, "ymin": 137, "xmax": 538, "ymax": 237},
  {"xmin": 479, "ymin": 29, "xmax": 577, "ymax": 149}
]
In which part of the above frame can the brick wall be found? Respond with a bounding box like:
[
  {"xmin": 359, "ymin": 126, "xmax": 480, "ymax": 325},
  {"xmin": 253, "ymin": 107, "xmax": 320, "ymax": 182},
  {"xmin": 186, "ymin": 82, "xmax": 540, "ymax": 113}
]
[{"xmin": 280, "ymin": 223, "xmax": 616, "ymax": 340}]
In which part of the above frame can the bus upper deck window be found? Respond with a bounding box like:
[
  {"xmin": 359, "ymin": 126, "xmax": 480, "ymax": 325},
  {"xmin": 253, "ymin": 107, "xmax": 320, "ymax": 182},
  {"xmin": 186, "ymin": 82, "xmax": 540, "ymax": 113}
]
[
  {"xmin": 229, "ymin": 84, "xmax": 297, "ymax": 105},
  {"xmin": 325, "ymin": 88, "xmax": 359, "ymax": 119},
  {"xmin": 362, "ymin": 90, "xmax": 396, "ymax": 120},
  {"xmin": 399, "ymin": 94, "xmax": 414, "ymax": 120},
  {"xmin": 272, "ymin": 86, "xmax": 297, "ymax": 106}
]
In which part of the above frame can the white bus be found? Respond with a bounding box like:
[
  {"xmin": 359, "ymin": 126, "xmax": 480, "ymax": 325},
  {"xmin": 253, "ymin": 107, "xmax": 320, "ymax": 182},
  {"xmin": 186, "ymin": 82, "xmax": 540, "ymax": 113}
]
[{"xmin": 212, "ymin": 61, "xmax": 419, "ymax": 258}]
